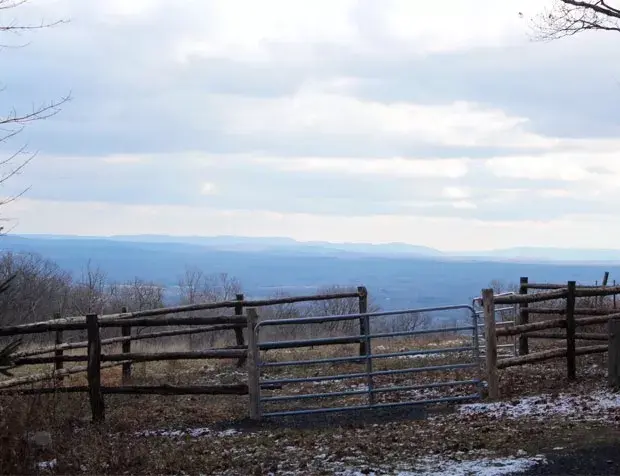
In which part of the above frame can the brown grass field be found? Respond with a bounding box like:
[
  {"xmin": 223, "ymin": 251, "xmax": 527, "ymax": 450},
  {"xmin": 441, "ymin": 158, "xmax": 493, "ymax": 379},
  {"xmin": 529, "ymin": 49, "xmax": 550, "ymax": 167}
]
[{"xmin": 1, "ymin": 328, "xmax": 619, "ymax": 475}]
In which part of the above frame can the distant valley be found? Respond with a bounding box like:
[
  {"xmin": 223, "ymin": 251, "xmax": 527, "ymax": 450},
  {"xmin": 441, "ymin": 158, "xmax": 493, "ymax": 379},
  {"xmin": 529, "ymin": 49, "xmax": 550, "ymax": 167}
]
[{"xmin": 0, "ymin": 234, "xmax": 617, "ymax": 313}]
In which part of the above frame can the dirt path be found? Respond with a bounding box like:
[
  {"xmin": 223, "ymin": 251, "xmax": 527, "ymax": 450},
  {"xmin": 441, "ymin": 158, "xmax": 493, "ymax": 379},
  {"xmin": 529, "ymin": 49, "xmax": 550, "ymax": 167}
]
[{"xmin": 514, "ymin": 444, "xmax": 620, "ymax": 475}]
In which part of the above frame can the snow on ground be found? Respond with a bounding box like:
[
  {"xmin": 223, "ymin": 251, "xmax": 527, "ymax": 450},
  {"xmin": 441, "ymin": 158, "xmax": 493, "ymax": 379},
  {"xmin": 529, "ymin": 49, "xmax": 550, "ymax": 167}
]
[
  {"xmin": 35, "ymin": 459, "xmax": 57, "ymax": 471},
  {"xmin": 458, "ymin": 390, "xmax": 620, "ymax": 421},
  {"xmin": 134, "ymin": 427, "xmax": 241, "ymax": 438},
  {"xmin": 334, "ymin": 453, "xmax": 546, "ymax": 476}
]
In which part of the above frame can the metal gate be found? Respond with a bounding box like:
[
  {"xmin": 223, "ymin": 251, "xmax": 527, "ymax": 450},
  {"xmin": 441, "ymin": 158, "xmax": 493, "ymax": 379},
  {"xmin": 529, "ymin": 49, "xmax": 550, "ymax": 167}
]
[
  {"xmin": 473, "ymin": 293, "xmax": 518, "ymax": 359},
  {"xmin": 253, "ymin": 305, "xmax": 483, "ymax": 418}
]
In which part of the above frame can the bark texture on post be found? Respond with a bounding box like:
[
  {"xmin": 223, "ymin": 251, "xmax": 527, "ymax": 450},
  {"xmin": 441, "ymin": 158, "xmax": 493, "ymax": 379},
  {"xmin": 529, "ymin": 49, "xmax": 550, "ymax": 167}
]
[
  {"xmin": 54, "ymin": 313, "xmax": 63, "ymax": 380},
  {"xmin": 246, "ymin": 308, "xmax": 261, "ymax": 420},
  {"xmin": 358, "ymin": 286, "xmax": 369, "ymax": 357},
  {"xmin": 566, "ymin": 281, "xmax": 577, "ymax": 381},
  {"xmin": 234, "ymin": 293, "xmax": 246, "ymax": 368},
  {"xmin": 482, "ymin": 288, "xmax": 499, "ymax": 400},
  {"xmin": 86, "ymin": 314, "xmax": 105, "ymax": 423},
  {"xmin": 120, "ymin": 307, "xmax": 131, "ymax": 384},
  {"xmin": 518, "ymin": 277, "xmax": 529, "ymax": 356},
  {"xmin": 609, "ymin": 317, "xmax": 620, "ymax": 389}
]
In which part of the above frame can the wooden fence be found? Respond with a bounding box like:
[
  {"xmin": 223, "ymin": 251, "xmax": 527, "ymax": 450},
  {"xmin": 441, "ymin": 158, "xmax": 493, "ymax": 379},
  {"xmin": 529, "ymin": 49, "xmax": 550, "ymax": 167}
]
[
  {"xmin": 0, "ymin": 288, "xmax": 367, "ymax": 422},
  {"xmin": 482, "ymin": 278, "xmax": 620, "ymax": 399}
]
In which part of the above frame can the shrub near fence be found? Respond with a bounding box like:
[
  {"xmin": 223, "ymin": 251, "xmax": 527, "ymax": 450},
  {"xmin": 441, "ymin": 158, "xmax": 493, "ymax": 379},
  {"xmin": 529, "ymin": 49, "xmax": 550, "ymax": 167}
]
[{"xmin": 482, "ymin": 279, "xmax": 620, "ymax": 399}]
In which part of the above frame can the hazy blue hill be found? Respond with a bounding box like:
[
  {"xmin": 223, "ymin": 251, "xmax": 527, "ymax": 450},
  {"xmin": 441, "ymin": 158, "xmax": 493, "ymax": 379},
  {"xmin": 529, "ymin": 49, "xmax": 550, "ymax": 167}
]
[
  {"xmin": 1, "ymin": 234, "xmax": 618, "ymax": 311},
  {"xmin": 469, "ymin": 246, "xmax": 620, "ymax": 263}
]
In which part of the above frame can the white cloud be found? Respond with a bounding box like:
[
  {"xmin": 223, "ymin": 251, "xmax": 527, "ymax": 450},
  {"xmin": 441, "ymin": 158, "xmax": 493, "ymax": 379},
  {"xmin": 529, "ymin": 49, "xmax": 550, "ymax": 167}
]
[
  {"xmin": 200, "ymin": 182, "xmax": 218, "ymax": 195},
  {"xmin": 382, "ymin": 0, "xmax": 545, "ymax": 55},
  {"xmin": 452, "ymin": 200, "xmax": 477, "ymax": 209},
  {"xmin": 169, "ymin": 0, "xmax": 546, "ymax": 63},
  {"xmin": 98, "ymin": 0, "xmax": 161, "ymax": 18},
  {"xmin": 442, "ymin": 187, "xmax": 471, "ymax": 199},
  {"xmin": 6, "ymin": 0, "xmax": 620, "ymax": 249},
  {"xmin": 485, "ymin": 152, "xmax": 620, "ymax": 191},
  {"xmin": 255, "ymin": 156, "xmax": 470, "ymax": 179},
  {"xmin": 215, "ymin": 90, "xmax": 553, "ymax": 149},
  {"xmin": 4, "ymin": 198, "xmax": 616, "ymax": 251},
  {"xmin": 101, "ymin": 155, "xmax": 148, "ymax": 165},
  {"xmin": 174, "ymin": 0, "xmax": 359, "ymax": 63}
]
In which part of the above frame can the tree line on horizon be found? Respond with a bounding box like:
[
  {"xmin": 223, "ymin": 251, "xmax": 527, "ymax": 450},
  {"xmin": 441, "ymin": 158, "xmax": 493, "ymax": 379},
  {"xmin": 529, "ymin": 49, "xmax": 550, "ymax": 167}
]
[{"xmin": 0, "ymin": 250, "xmax": 437, "ymax": 347}]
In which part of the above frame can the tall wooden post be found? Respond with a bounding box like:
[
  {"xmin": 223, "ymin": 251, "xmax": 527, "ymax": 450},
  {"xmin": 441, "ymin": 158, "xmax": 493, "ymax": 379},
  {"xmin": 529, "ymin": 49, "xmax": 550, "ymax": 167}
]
[
  {"xmin": 601, "ymin": 272, "xmax": 610, "ymax": 308},
  {"xmin": 86, "ymin": 314, "xmax": 105, "ymax": 423},
  {"xmin": 53, "ymin": 312, "xmax": 64, "ymax": 381},
  {"xmin": 246, "ymin": 308, "xmax": 261, "ymax": 420},
  {"xmin": 518, "ymin": 277, "xmax": 529, "ymax": 356},
  {"xmin": 482, "ymin": 288, "xmax": 499, "ymax": 400},
  {"xmin": 608, "ymin": 317, "xmax": 620, "ymax": 388},
  {"xmin": 234, "ymin": 293, "xmax": 246, "ymax": 368},
  {"xmin": 358, "ymin": 286, "xmax": 369, "ymax": 357},
  {"xmin": 566, "ymin": 281, "xmax": 577, "ymax": 380},
  {"xmin": 121, "ymin": 306, "xmax": 132, "ymax": 384}
]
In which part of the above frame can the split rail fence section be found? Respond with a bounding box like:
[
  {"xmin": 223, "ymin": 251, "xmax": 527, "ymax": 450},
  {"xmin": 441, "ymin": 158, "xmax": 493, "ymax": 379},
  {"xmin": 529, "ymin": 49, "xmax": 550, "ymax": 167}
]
[
  {"xmin": 0, "ymin": 289, "xmax": 367, "ymax": 422},
  {"xmin": 482, "ymin": 278, "xmax": 620, "ymax": 399}
]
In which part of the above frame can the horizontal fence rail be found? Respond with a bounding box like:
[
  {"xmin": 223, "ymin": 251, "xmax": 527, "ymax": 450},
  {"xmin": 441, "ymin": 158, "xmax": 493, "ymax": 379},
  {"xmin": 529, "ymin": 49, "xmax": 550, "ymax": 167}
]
[
  {"xmin": 0, "ymin": 384, "xmax": 250, "ymax": 396},
  {"xmin": 1, "ymin": 291, "xmax": 363, "ymax": 333},
  {"xmin": 13, "ymin": 324, "xmax": 243, "ymax": 359},
  {"xmin": 0, "ymin": 288, "xmax": 373, "ymax": 424},
  {"xmin": 482, "ymin": 276, "xmax": 620, "ymax": 399},
  {"xmin": 494, "ymin": 289, "xmax": 568, "ymax": 305}
]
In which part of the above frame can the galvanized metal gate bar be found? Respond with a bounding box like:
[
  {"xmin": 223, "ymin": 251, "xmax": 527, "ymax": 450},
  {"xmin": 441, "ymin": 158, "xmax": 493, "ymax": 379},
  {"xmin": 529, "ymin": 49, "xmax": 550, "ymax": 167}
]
[
  {"xmin": 255, "ymin": 304, "xmax": 482, "ymax": 418},
  {"xmin": 473, "ymin": 292, "xmax": 518, "ymax": 358}
]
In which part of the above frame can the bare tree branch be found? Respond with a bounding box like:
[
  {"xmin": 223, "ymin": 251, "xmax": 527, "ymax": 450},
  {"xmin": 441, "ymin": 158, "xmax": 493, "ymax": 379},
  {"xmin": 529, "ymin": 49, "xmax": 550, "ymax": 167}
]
[
  {"xmin": 0, "ymin": 0, "xmax": 70, "ymax": 228},
  {"xmin": 531, "ymin": 0, "xmax": 620, "ymax": 40}
]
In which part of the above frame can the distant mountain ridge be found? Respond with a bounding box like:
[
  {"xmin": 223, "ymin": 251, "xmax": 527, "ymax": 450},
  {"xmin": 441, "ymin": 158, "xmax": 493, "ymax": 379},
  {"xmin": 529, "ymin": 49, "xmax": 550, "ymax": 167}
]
[
  {"xmin": 13, "ymin": 234, "xmax": 620, "ymax": 263},
  {"xmin": 0, "ymin": 234, "xmax": 617, "ymax": 312}
]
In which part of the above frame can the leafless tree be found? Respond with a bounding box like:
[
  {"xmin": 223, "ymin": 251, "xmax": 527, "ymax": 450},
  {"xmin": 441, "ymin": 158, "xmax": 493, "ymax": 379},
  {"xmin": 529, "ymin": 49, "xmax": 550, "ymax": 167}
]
[
  {"xmin": 488, "ymin": 279, "xmax": 519, "ymax": 295},
  {"xmin": 68, "ymin": 260, "xmax": 107, "ymax": 315},
  {"xmin": 261, "ymin": 289, "xmax": 311, "ymax": 321},
  {"xmin": 383, "ymin": 311, "xmax": 431, "ymax": 334},
  {"xmin": 0, "ymin": 0, "xmax": 69, "ymax": 227},
  {"xmin": 0, "ymin": 251, "xmax": 70, "ymax": 325},
  {"xmin": 303, "ymin": 285, "xmax": 381, "ymax": 336},
  {"xmin": 177, "ymin": 267, "xmax": 242, "ymax": 305},
  {"xmin": 528, "ymin": 0, "xmax": 620, "ymax": 40},
  {"xmin": 176, "ymin": 267, "xmax": 243, "ymax": 348},
  {"xmin": 107, "ymin": 277, "xmax": 165, "ymax": 313}
]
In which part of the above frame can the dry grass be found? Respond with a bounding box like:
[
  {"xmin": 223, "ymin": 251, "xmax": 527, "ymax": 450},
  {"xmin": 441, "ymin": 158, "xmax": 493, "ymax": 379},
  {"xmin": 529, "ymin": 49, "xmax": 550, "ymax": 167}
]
[
  {"xmin": 1, "ymin": 323, "xmax": 618, "ymax": 475},
  {"xmin": 2, "ymin": 352, "xmax": 617, "ymax": 475}
]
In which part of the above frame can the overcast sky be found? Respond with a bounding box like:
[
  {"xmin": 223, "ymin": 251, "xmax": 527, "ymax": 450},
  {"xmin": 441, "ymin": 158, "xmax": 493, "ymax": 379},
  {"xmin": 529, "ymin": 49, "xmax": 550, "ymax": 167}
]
[{"xmin": 2, "ymin": 0, "xmax": 620, "ymax": 251}]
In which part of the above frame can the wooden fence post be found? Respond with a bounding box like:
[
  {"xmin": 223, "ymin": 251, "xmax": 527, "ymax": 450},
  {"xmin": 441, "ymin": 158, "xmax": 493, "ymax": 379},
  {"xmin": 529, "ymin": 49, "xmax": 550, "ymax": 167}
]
[
  {"xmin": 86, "ymin": 313, "xmax": 105, "ymax": 423},
  {"xmin": 608, "ymin": 317, "xmax": 620, "ymax": 388},
  {"xmin": 53, "ymin": 312, "xmax": 64, "ymax": 381},
  {"xmin": 358, "ymin": 286, "xmax": 369, "ymax": 357},
  {"xmin": 566, "ymin": 281, "xmax": 577, "ymax": 381},
  {"xmin": 518, "ymin": 277, "xmax": 529, "ymax": 356},
  {"xmin": 121, "ymin": 306, "xmax": 132, "ymax": 384},
  {"xmin": 234, "ymin": 293, "xmax": 246, "ymax": 368},
  {"xmin": 246, "ymin": 308, "xmax": 261, "ymax": 420},
  {"xmin": 600, "ymin": 272, "xmax": 610, "ymax": 308},
  {"xmin": 482, "ymin": 288, "xmax": 499, "ymax": 400},
  {"xmin": 614, "ymin": 280, "xmax": 617, "ymax": 310}
]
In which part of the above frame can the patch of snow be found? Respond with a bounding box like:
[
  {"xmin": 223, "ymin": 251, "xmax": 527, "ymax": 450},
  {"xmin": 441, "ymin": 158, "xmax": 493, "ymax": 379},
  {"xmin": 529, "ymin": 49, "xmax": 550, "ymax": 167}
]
[
  {"xmin": 337, "ymin": 454, "xmax": 545, "ymax": 476},
  {"xmin": 135, "ymin": 427, "xmax": 241, "ymax": 438},
  {"xmin": 397, "ymin": 353, "xmax": 448, "ymax": 360},
  {"xmin": 36, "ymin": 459, "xmax": 57, "ymax": 471},
  {"xmin": 458, "ymin": 390, "xmax": 620, "ymax": 421}
]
